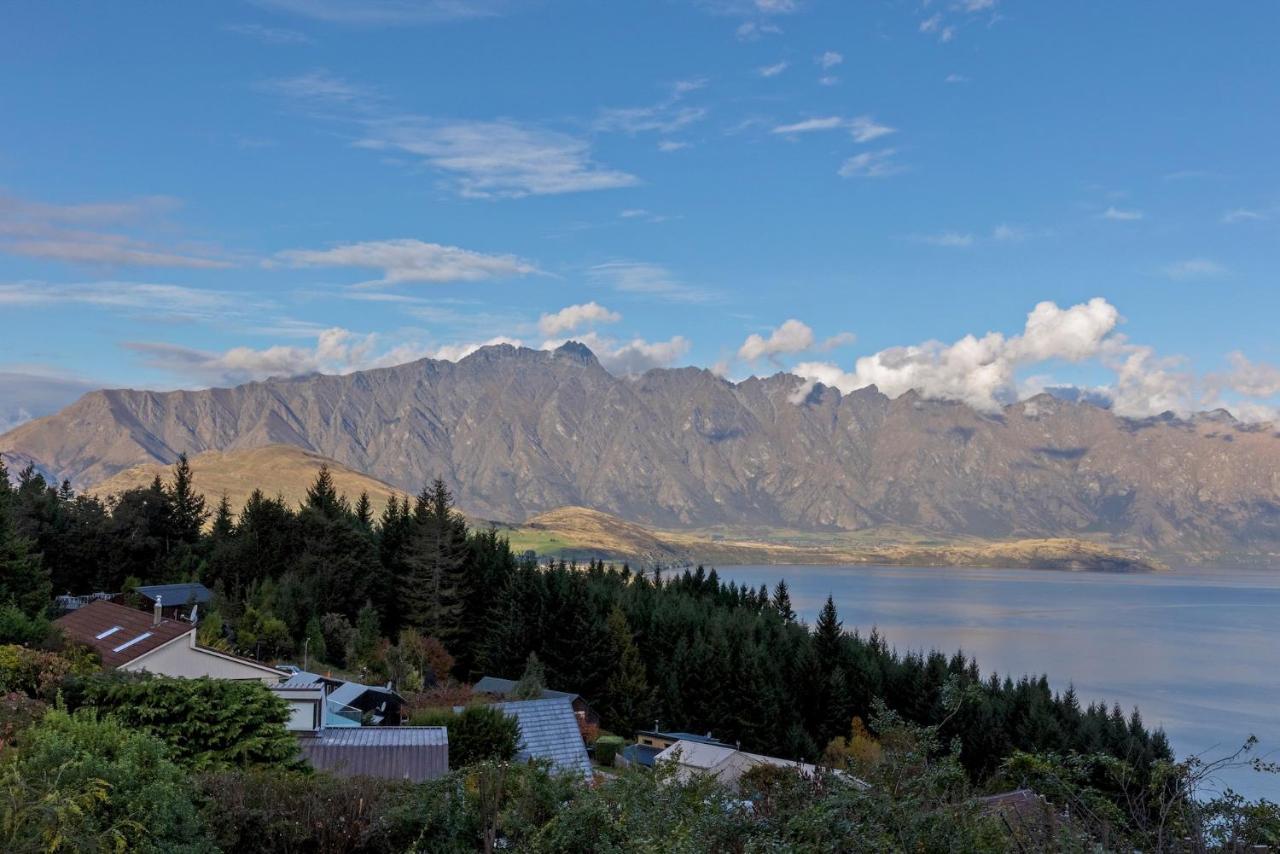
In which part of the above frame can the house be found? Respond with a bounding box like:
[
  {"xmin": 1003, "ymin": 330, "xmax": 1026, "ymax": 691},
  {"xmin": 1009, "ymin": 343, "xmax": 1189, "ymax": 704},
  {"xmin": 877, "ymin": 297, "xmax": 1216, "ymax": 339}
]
[
  {"xmin": 271, "ymin": 670, "xmax": 405, "ymax": 729},
  {"xmin": 54, "ymin": 599, "xmax": 286, "ymax": 684},
  {"xmin": 298, "ymin": 726, "xmax": 449, "ymax": 782},
  {"xmin": 654, "ymin": 739, "xmax": 853, "ymax": 791},
  {"xmin": 485, "ymin": 698, "xmax": 593, "ymax": 780},
  {"xmin": 126, "ymin": 582, "xmax": 212, "ymax": 620},
  {"xmin": 620, "ymin": 728, "xmax": 733, "ymax": 769},
  {"xmin": 473, "ymin": 675, "xmax": 599, "ymax": 726}
]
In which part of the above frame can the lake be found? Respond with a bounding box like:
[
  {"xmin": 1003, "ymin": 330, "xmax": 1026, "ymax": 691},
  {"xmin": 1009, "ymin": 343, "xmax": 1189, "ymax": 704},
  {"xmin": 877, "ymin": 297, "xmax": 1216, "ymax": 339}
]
[{"xmin": 719, "ymin": 564, "xmax": 1280, "ymax": 800}]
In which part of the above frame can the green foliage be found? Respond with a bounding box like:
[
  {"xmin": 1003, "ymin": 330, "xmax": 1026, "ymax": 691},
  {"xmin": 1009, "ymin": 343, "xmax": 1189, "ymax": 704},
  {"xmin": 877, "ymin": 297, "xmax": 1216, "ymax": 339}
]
[
  {"xmin": 66, "ymin": 674, "xmax": 301, "ymax": 771},
  {"xmin": 594, "ymin": 735, "xmax": 625, "ymax": 767},
  {"xmin": 511, "ymin": 651, "xmax": 546, "ymax": 700},
  {"xmin": 0, "ymin": 643, "xmax": 97, "ymax": 700},
  {"xmin": 598, "ymin": 605, "xmax": 651, "ymax": 735},
  {"xmin": 2, "ymin": 707, "xmax": 211, "ymax": 853},
  {"xmin": 0, "ymin": 601, "xmax": 51, "ymax": 646},
  {"xmin": 0, "ymin": 480, "xmax": 49, "ymax": 617},
  {"xmin": 410, "ymin": 705, "xmax": 519, "ymax": 768}
]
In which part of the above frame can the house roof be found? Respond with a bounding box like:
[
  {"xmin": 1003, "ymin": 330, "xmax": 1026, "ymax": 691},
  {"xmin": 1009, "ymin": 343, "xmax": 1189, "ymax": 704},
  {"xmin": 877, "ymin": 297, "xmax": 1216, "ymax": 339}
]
[
  {"xmin": 473, "ymin": 675, "xmax": 580, "ymax": 703},
  {"xmin": 620, "ymin": 743, "xmax": 664, "ymax": 768},
  {"xmin": 637, "ymin": 730, "xmax": 731, "ymax": 747},
  {"xmin": 327, "ymin": 680, "xmax": 402, "ymax": 709},
  {"xmin": 133, "ymin": 582, "xmax": 212, "ymax": 607},
  {"xmin": 488, "ymin": 698, "xmax": 593, "ymax": 779},
  {"xmin": 54, "ymin": 599, "xmax": 194, "ymax": 668},
  {"xmin": 297, "ymin": 726, "xmax": 448, "ymax": 781}
]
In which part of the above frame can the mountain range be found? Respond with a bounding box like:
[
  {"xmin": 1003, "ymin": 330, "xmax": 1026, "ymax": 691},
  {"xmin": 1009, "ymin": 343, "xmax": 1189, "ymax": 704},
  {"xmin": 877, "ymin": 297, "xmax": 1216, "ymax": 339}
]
[{"xmin": 3, "ymin": 342, "xmax": 1279, "ymax": 562}]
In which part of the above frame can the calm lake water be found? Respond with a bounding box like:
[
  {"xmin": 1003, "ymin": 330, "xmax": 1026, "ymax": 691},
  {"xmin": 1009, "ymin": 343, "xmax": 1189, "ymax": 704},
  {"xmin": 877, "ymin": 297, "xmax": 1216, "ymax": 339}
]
[{"xmin": 719, "ymin": 564, "xmax": 1280, "ymax": 800}]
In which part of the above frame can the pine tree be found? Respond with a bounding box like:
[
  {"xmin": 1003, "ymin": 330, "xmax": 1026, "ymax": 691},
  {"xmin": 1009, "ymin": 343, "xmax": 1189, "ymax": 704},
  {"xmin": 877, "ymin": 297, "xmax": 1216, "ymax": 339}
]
[
  {"xmin": 0, "ymin": 489, "xmax": 49, "ymax": 616},
  {"xmin": 354, "ymin": 491, "xmax": 373, "ymax": 530},
  {"xmin": 600, "ymin": 605, "xmax": 651, "ymax": 735},
  {"xmin": 209, "ymin": 495, "xmax": 234, "ymax": 540},
  {"xmin": 404, "ymin": 479, "xmax": 470, "ymax": 644},
  {"xmin": 512, "ymin": 651, "xmax": 547, "ymax": 700},
  {"xmin": 772, "ymin": 579, "xmax": 796, "ymax": 623},
  {"xmin": 814, "ymin": 594, "xmax": 843, "ymax": 668},
  {"xmin": 305, "ymin": 465, "xmax": 344, "ymax": 518},
  {"xmin": 168, "ymin": 453, "xmax": 208, "ymax": 544}
]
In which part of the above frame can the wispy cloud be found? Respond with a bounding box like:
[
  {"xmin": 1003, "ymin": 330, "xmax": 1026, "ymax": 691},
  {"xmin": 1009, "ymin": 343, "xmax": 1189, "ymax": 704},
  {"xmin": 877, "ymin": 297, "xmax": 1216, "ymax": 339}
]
[
  {"xmin": 944, "ymin": 73, "xmax": 970, "ymax": 84},
  {"xmin": 0, "ymin": 192, "xmax": 234, "ymax": 269},
  {"xmin": 1163, "ymin": 258, "xmax": 1226, "ymax": 279},
  {"xmin": 0, "ymin": 280, "xmax": 250, "ymax": 322},
  {"xmin": 1222, "ymin": 208, "xmax": 1266, "ymax": 224},
  {"xmin": 838, "ymin": 148, "xmax": 903, "ymax": 178},
  {"xmin": 758, "ymin": 61, "xmax": 789, "ymax": 78},
  {"xmin": 772, "ymin": 115, "xmax": 895, "ymax": 142},
  {"xmin": 275, "ymin": 238, "xmax": 539, "ymax": 286},
  {"xmin": 224, "ymin": 22, "xmax": 314, "ymax": 44},
  {"xmin": 735, "ymin": 20, "xmax": 782, "ymax": 40},
  {"xmin": 816, "ymin": 50, "xmax": 843, "ymax": 69},
  {"xmin": 259, "ymin": 69, "xmax": 377, "ymax": 105},
  {"xmin": 1101, "ymin": 206, "xmax": 1144, "ymax": 221},
  {"xmin": 916, "ymin": 231, "xmax": 974, "ymax": 248},
  {"xmin": 253, "ymin": 0, "xmax": 506, "ymax": 25},
  {"xmin": 589, "ymin": 261, "xmax": 715, "ymax": 303}
]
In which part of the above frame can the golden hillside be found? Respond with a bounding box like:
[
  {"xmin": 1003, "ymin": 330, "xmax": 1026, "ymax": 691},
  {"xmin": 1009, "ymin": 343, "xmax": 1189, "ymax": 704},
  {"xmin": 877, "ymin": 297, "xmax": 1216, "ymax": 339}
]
[{"xmin": 89, "ymin": 445, "xmax": 404, "ymax": 517}]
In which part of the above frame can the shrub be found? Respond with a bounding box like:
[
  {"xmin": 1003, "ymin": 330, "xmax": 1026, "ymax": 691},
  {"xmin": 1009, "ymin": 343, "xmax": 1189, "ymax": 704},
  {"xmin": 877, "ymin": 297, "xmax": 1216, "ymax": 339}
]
[
  {"xmin": 0, "ymin": 691, "xmax": 45, "ymax": 749},
  {"xmin": 0, "ymin": 602, "xmax": 51, "ymax": 645},
  {"xmin": 2, "ymin": 708, "xmax": 211, "ymax": 853},
  {"xmin": 411, "ymin": 705, "xmax": 520, "ymax": 768},
  {"xmin": 594, "ymin": 735, "xmax": 624, "ymax": 767},
  {"xmin": 0, "ymin": 642, "xmax": 97, "ymax": 700},
  {"xmin": 67, "ymin": 674, "xmax": 302, "ymax": 770}
]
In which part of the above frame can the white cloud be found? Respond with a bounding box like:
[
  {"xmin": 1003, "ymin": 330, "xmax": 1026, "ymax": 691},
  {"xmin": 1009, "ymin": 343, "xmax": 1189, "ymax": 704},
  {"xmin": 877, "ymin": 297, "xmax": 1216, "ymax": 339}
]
[
  {"xmin": 1222, "ymin": 208, "xmax": 1266, "ymax": 224},
  {"xmin": 758, "ymin": 61, "xmax": 789, "ymax": 77},
  {"xmin": 735, "ymin": 20, "xmax": 782, "ymax": 40},
  {"xmin": 357, "ymin": 118, "xmax": 638, "ymax": 198},
  {"xmin": 791, "ymin": 298, "xmax": 1121, "ymax": 413},
  {"xmin": 962, "ymin": 0, "xmax": 997, "ymax": 10},
  {"xmin": 260, "ymin": 69, "xmax": 374, "ymax": 104},
  {"xmin": 772, "ymin": 115, "xmax": 895, "ymax": 142},
  {"xmin": 919, "ymin": 14, "xmax": 955, "ymax": 42},
  {"xmin": 945, "ymin": 73, "xmax": 970, "ymax": 84},
  {"xmin": 254, "ymin": 0, "xmax": 504, "ymax": 25},
  {"xmin": 1162, "ymin": 258, "xmax": 1226, "ymax": 279},
  {"xmin": 276, "ymin": 238, "xmax": 538, "ymax": 286},
  {"xmin": 1219, "ymin": 352, "xmax": 1280, "ymax": 398},
  {"xmin": 1101, "ymin": 206, "xmax": 1144, "ymax": 221},
  {"xmin": 818, "ymin": 75, "xmax": 840, "ymax": 86},
  {"xmin": 0, "ymin": 280, "xmax": 246, "ymax": 321},
  {"xmin": 992, "ymin": 223, "xmax": 1026, "ymax": 241},
  {"xmin": 658, "ymin": 140, "xmax": 691, "ymax": 152},
  {"xmin": 838, "ymin": 148, "xmax": 903, "ymax": 178},
  {"xmin": 589, "ymin": 261, "xmax": 714, "ymax": 303},
  {"xmin": 224, "ymin": 23, "xmax": 314, "ymax": 44},
  {"xmin": 738, "ymin": 319, "xmax": 815, "ymax": 361},
  {"xmin": 817, "ymin": 51, "xmax": 843, "ymax": 69},
  {"xmin": 918, "ymin": 231, "xmax": 974, "ymax": 248},
  {"xmin": 538, "ymin": 302, "xmax": 621, "ymax": 336},
  {"xmin": 541, "ymin": 331, "xmax": 691, "ymax": 376},
  {"xmin": 0, "ymin": 192, "xmax": 232, "ymax": 269}
]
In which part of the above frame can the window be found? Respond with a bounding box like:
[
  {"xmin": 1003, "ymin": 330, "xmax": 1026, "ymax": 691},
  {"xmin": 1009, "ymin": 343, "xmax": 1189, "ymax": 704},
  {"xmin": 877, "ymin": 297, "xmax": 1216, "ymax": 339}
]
[
  {"xmin": 112, "ymin": 632, "xmax": 153, "ymax": 653},
  {"xmin": 95, "ymin": 626, "xmax": 122, "ymax": 640}
]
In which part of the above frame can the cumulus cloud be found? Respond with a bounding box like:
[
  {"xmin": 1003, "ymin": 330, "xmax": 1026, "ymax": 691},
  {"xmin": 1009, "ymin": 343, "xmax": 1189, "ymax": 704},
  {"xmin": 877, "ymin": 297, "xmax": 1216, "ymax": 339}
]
[
  {"xmin": 541, "ymin": 331, "xmax": 691, "ymax": 376},
  {"xmin": 1218, "ymin": 352, "xmax": 1280, "ymax": 398},
  {"xmin": 791, "ymin": 298, "xmax": 1121, "ymax": 413},
  {"xmin": 772, "ymin": 115, "xmax": 895, "ymax": 142},
  {"xmin": 738, "ymin": 319, "xmax": 814, "ymax": 361},
  {"xmin": 276, "ymin": 238, "xmax": 538, "ymax": 286},
  {"xmin": 538, "ymin": 302, "xmax": 621, "ymax": 336},
  {"xmin": 838, "ymin": 148, "xmax": 903, "ymax": 178}
]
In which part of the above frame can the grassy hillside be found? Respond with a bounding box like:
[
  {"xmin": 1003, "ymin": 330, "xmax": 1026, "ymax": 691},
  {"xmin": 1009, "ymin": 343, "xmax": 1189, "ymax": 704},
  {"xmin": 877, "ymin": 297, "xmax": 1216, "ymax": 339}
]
[
  {"xmin": 506, "ymin": 506, "xmax": 1164, "ymax": 572},
  {"xmin": 89, "ymin": 445, "xmax": 403, "ymax": 517}
]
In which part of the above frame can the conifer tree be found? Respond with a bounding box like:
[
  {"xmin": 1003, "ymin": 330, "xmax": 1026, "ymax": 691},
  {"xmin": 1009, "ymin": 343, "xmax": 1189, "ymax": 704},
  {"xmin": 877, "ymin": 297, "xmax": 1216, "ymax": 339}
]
[
  {"xmin": 305, "ymin": 465, "xmax": 344, "ymax": 517},
  {"xmin": 600, "ymin": 605, "xmax": 651, "ymax": 735},
  {"xmin": 354, "ymin": 491, "xmax": 373, "ymax": 531},
  {"xmin": 168, "ymin": 453, "xmax": 208, "ymax": 544},
  {"xmin": 814, "ymin": 594, "xmax": 843, "ymax": 667},
  {"xmin": 0, "ymin": 484, "xmax": 50, "ymax": 616},
  {"xmin": 512, "ymin": 651, "xmax": 547, "ymax": 699},
  {"xmin": 405, "ymin": 478, "xmax": 469, "ymax": 644},
  {"xmin": 772, "ymin": 579, "xmax": 796, "ymax": 623}
]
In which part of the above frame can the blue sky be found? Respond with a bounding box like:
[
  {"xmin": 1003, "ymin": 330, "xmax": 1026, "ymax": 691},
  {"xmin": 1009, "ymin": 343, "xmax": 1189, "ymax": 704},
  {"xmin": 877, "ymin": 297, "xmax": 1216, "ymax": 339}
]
[{"xmin": 2, "ymin": 0, "xmax": 1278, "ymax": 425}]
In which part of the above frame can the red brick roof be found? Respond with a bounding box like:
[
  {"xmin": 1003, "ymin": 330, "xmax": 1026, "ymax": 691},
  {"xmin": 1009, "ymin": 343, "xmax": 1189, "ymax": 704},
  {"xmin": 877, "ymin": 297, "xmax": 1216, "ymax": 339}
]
[{"xmin": 54, "ymin": 599, "xmax": 194, "ymax": 668}]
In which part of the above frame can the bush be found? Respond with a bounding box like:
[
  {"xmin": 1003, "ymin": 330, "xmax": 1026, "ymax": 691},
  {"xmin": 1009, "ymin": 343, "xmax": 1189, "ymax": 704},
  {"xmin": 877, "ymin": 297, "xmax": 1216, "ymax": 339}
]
[
  {"xmin": 66, "ymin": 674, "xmax": 302, "ymax": 770},
  {"xmin": 0, "ymin": 642, "xmax": 97, "ymax": 700},
  {"xmin": 0, "ymin": 691, "xmax": 45, "ymax": 749},
  {"xmin": 411, "ymin": 705, "xmax": 520, "ymax": 768},
  {"xmin": 2, "ymin": 708, "xmax": 211, "ymax": 853},
  {"xmin": 594, "ymin": 735, "xmax": 624, "ymax": 767},
  {"xmin": 0, "ymin": 602, "xmax": 51, "ymax": 646}
]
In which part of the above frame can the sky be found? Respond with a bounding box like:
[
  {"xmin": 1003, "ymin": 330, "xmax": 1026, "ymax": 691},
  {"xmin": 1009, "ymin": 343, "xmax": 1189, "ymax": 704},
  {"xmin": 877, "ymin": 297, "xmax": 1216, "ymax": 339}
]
[{"xmin": 2, "ymin": 0, "xmax": 1279, "ymax": 428}]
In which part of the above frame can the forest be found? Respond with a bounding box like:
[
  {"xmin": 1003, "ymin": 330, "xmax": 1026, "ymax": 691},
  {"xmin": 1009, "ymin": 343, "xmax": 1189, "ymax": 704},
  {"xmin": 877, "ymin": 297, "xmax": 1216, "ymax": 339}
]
[{"xmin": 3, "ymin": 455, "xmax": 1278, "ymax": 851}]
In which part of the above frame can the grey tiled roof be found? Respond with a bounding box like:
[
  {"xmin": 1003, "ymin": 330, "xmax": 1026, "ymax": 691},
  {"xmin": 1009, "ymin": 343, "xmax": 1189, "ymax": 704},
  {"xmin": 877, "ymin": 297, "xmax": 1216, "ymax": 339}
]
[
  {"xmin": 298, "ymin": 727, "xmax": 448, "ymax": 781},
  {"xmin": 473, "ymin": 675, "xmax": 579, "ymax": 703},
  {"xmin": 134, "ymin": 582, "xmax": 212, "ymax": 606},
  {"xmin": 489, "ymin": 698, "xmax": 592, "ymax": 780}
]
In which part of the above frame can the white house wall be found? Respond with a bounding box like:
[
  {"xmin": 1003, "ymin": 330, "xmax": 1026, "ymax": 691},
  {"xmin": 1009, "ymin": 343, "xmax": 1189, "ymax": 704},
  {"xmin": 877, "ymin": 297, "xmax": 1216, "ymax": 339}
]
[{"xmin": 122, "ymin": 634, "xmax": 283, "ymax": 683}]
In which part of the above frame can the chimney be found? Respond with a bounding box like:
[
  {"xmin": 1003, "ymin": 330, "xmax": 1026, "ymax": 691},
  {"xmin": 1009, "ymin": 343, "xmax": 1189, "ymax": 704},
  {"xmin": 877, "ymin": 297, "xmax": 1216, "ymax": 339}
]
[{"xmin": 153, "ymin": 594, "xmax": 163, "ymax": 626}]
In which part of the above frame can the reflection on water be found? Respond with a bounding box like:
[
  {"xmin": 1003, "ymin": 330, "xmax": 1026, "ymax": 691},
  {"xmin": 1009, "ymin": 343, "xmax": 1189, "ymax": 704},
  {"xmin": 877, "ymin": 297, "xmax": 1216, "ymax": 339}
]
[{"xmin": 719, "ymin": 564, "xmax": 1280, "ymax": 800}]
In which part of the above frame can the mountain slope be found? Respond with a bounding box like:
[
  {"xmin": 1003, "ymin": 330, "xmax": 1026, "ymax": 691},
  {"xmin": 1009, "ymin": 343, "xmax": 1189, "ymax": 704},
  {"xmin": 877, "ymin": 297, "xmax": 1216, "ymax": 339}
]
[
  {"xmin": 3, "ymin": 342, "xmax": 1279, "ymax": 560},
  {"xmin": 89, "ymin": 445, "xmax": 403, "ymax": 517}
]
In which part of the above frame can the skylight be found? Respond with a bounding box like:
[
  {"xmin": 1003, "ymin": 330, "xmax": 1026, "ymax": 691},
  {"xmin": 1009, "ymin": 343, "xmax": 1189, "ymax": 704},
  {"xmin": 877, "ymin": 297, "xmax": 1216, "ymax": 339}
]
[
  {"xmin": 95, "ymin": 626, "xmax": 122, "ymax": 640},
  {"xmin": 112, "ymin": 632, "xmax": 153, "ymax": 653}
]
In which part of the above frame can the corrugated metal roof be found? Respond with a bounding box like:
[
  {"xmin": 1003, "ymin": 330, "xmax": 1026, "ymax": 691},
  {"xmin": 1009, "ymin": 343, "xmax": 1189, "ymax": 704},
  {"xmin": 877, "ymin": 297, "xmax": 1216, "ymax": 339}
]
[
  {"xmin": 54, "ymin": 600, "xmax": 193, "ymax": 668},
  {"xmin": 473, "ymin": 675, "xmax": 579, "ymax": 702},
  {"xmin": 489, "ymin": 698, "xmax": 592, "ymax": 780},
  {"xmin": 134, "ymin": 582, "xmax": 212, "ymax": 606},
  {"xmin": 298, "ymin": 727, "xmax": 448, "ymax": 781}
]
